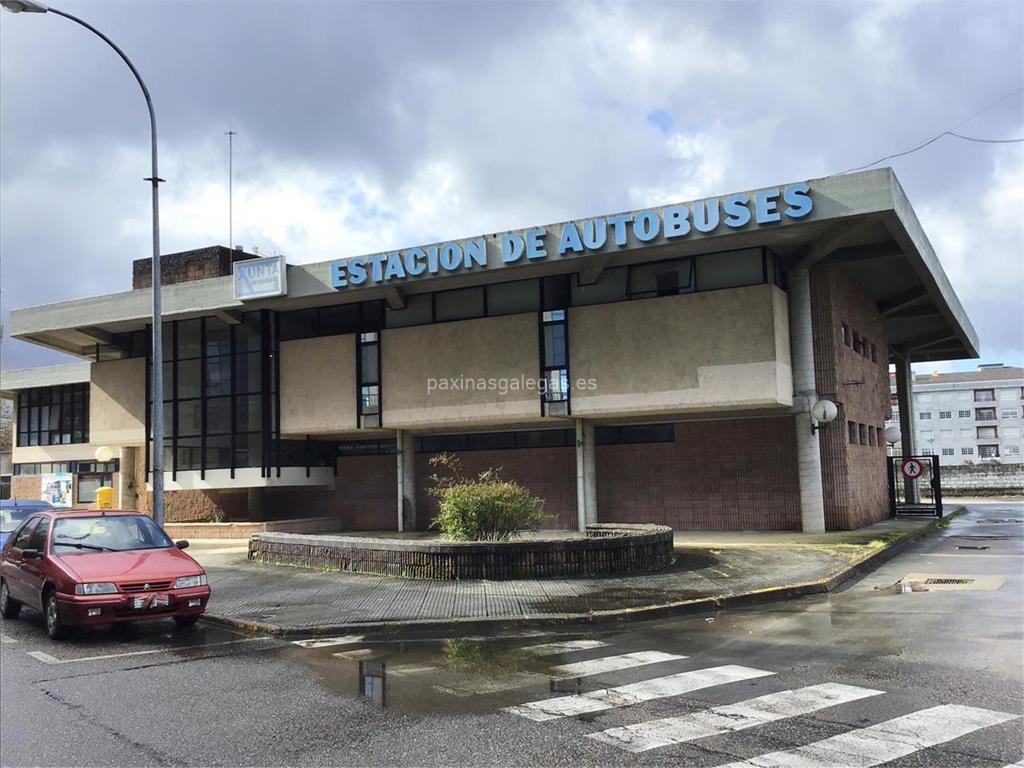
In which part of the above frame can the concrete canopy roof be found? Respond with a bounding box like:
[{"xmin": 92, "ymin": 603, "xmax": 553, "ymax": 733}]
[
  {"xmin": 7, "ymin": 167, "xmax": 978, "ymax": 365},
  {"xmin": 1, "ymin": 362, "xmax": 91, "ymax": 398}
]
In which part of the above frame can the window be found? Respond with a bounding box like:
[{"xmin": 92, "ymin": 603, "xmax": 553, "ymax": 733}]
[
  {"xmin": 961, "ymin": 447, "xmax": 974, "ymax": 455},
  {"xmin": 694, "ymin": 249, "xmax": 762, "ymax": 291},
  {"xmin": 976, "ymin": 408, "xmax": 996, "ymax": 421},
  {"xmin": 974, "ymin": 389, "xmax": 995, "ymax": 402},
  {"xmin": 868, "ymin": 426, "xmax": 876, "ymax": 446},
  {"xmin": 997, "ymin": 388, "xmax": 1016, "ymax": 401},
  {"xmin": 852, "ymin": 332, "xmax": 864, "ymax": 355},
  {"xmin": 939, "ymin": 429, "xmax": 953, "ymax": 438},
  {"xmin": 571, "ymin": 268, "xmax": 628, "ymax": 306},
  {"xmin": 941, "ymin": 448, "xmax": 955, "ymax": 456},
  {"xmin": 540, "ymin": 309, "xmax": 569, "ymax": 416},
  {"xmin": 77, "ymin": 474, "xmax": 113, "ymax": 504},
  {"xmin": 848, "ymin": 421, "xmax": 857, "ymax": 444},
  {"xmin": 487, "ymin": 279, "xmax": 541, "ymax": 316},
  {"xmin": 978, "ymin": 445, "xmax": 1000, "ymax": 459},
  {"xmin": 27, "ymin": 517, "xmax": 51, "ymax": 551},
  {"xmin": 958, "ymin": 410, "xmax": 971, "ymax": 418},
  {"xmin": 16, "ymin": 383, "xmax": 89, "ymax": 447},
  {"xmin": 959, "ymin": 429, "xmax": 973, "ymax": 438},
  {"xmin": 357, "ymin": 332, "xmax": 381, "ymax": 429},
  {"xmin": 434, "ymin": 287, "xmax": 485, "ymax": 322},
  {"xmin": 386, "ymin": 293, "xmax": 433, "ymax": 328},
  {"xmin": 977, "ymin": 426, "xmax": 998, "ymax": 439},
  {"xmin": 12, "ymin": 517, "xmax": 40, "ymax": 550},
  {"xmin": 842, "ymin": 323, "xmax": 850, "ymax": 346},
  {"xmin": 859, "ymin": 423, "xmax": 868, "ymax": 446},
  {"xmin": 939, "ymin": 411, "xmax": 951, "ymax": 419},
  {"xmin": 919, "ymin": 412, "xmax": 932, "ymax": 420},
  {"xmin": 628, "ymin": 257, "xmax": 693, "ymax": 298},
  {"xmin": 150, "ymin": 312, "xmax": 276, "ymax": 477},
  {"xmin": 416, "ymin": 429, "xmax": 576, "ymax": 453},
  {"xmin": 1007, "ymin": 445, "xmax": 1022, "ymax": 456},
  {"xmin": 1001, "ymin": 409, "xmax": 1019, "ymax": 419},
  {"xmin": 596, "ymin": 424, "xmax": 675, "ymax": 445}
]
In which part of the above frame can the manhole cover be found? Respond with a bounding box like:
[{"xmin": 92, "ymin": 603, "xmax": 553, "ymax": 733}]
[{"xmin": 924, "ymin": 578, "xmax": 975, "ymax": 585}]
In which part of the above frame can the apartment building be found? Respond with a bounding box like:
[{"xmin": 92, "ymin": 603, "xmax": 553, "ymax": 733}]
[{"xmin": 887, "ymin": 364, "xmax": 1024, "ymax": 465}]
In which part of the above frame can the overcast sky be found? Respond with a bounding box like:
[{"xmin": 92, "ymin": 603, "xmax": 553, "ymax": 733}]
[{"xmin": 1, "ymin": 0, "xmax": 1021, "ymax": 373}]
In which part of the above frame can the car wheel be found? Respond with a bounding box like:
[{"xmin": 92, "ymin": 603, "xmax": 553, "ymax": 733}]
[
  {"xmin": 174, "ymin": 615, "xmax": 200, "ymax": 629},
  {"xmin": 44, "ymin": 591, "xmax": 68, "ymax": 640},
  {"xmin": 0, "ymin": 579, "xmax": 21, "ymax": 620}
]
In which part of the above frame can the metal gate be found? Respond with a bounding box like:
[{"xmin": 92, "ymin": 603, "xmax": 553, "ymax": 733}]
[{"xmin": 887, "ymin": 454, "xmax": 943, "ymax": 517}]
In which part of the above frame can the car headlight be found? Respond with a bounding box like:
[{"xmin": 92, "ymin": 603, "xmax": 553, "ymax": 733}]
[
  {"xmin": 174, "ymin": 574, "xmax": 207, "ymax": 589},
  {"xmin": 75, "ymin": 582, "xmax": 118, "ymax": 596}
]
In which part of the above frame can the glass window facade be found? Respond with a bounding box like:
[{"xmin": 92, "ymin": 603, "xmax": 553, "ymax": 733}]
[{"xmin": 16, "ymin": 384, "xmax": 89, "ymax": 447}]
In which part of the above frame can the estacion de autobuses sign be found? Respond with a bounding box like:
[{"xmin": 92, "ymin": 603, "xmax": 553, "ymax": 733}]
[{"xmin": 329, "ymin": 183, "xmax": 813, "ymax": 289}]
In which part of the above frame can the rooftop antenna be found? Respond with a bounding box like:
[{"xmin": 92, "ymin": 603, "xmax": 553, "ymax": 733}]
[{"xmin": 225, "ymin": 130, "xmax": 237, "ymax": 250}]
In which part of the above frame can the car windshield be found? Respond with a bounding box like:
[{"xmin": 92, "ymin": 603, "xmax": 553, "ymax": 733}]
[
  {"xmin": 51, "ymin": 516, "xmax": 173, "ymax": 553},
  {"xmin": 0, "ymin": 506, "xmax": 36, "ymax": 534}
]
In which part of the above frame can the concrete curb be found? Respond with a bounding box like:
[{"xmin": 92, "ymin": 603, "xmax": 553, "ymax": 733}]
[{"xmin": 201, "ymin": 509, "xmax": 965, "ymax": 640}]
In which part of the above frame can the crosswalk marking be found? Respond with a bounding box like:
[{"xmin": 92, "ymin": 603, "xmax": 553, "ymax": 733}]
[
  {"xmin": 717, "ymin": 704, "xmax": 1018, "ymax": 768},
  {"xmin": 505, "ymin": 664, "xmax": 774, "ymax": 721},
  {"xmin": 588, "ymin": 683, "xmax": 884, "ymax": 753},
  {"xmin": 521, "ymin": 639, "xmax": 609, "ymax": 656},
  {"xmin": 549, "ymin": 650, "xmax": 686, "ymax": 679}
]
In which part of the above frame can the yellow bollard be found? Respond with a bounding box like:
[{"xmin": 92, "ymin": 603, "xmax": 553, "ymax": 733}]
[{"xmin": 95, "ymin": 486, "xmax": 115, "ymax": 510}]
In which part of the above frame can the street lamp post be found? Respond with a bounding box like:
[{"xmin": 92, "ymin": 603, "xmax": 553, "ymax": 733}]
[{"xmin": 2, "ymin": 0, "xmax": 166, "ymax": 526}]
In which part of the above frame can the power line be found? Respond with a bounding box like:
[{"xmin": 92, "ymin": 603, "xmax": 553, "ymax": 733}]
[{"xmin": 841, "ymin": 86, "xmax": 1024, "ymax": 174}]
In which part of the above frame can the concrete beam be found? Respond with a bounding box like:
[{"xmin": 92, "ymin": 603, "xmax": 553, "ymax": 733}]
[
  {"xmin": 383, "ymin": 286, "xmax": 405, "ymax": 310},
  {"xmin": 824, "ymin": 241, "xmax": 903, "ymax": 264},
  {"xmin": 77, "ymin": 326, "xmax": 113, "ymax": 345},
  {"xmin": 212, "ymin": 309, "xmax": 242, "ymax": 325},
  {"xmin": 887, "ymin": 303, "xmax": 941, "ymax": 319},
  {"xmin": 578, "ymin": 252, "xmax": 611, "ymax": 286},
  {"xmin": 791, "ymin": 218, "xmax": 871, "ymax": 270},
  {"xmin": 879, "ymin": 287, "xmax": 929, "ymax": 315},
  {"xmin": 904, "ymin": 330, "xmax": 958, "ymax": 351}
]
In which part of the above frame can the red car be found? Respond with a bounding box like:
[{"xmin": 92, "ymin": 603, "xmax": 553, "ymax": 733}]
[{"xmin": 0, "ymin": 509, "xmax": 211, "ymax": 639}]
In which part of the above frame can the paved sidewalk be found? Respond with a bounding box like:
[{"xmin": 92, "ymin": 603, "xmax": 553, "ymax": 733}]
[{"xmin": 190, "ymin": 514, "xmax": 953, "ymax": 637}]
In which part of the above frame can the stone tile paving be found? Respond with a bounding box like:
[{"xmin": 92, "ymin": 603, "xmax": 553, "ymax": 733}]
[{"xmin": 194, "ymin": 514, "xmax": 932, "ymax": 629}]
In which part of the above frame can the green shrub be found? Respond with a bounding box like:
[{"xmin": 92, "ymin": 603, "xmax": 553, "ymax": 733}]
[{"xmin": 429, "ymin": 454, "xmax": 548, "ymax": 541}]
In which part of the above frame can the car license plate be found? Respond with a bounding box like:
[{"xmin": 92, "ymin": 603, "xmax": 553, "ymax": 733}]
[{"xmin": 133, "ymin": 594, "xmax": 170, "ymax": 610}]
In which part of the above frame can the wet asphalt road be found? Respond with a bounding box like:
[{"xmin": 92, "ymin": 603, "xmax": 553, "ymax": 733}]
[{"xmin": 1, "ymin": 501, "xmax": 1022, "ymax": 768}]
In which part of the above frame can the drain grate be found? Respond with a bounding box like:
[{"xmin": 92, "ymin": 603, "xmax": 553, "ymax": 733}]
[
  {"xmin": 955, "ymin": 546, "xmax": 990, "ymax": 551},
  {"xmin": 900, "ymin": 573, "xmax": 1007, "ymax": 591},
  {"xmin": 924, "ymin": 577, "xmax": 975, "ymax": 585}
]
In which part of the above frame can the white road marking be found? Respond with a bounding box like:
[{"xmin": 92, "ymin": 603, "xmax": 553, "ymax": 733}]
[
  {"xmin": 26, "ymin": 636, "xmax": 273, "ymax": 665},
  {"xmin": 0, "ymin": 633, "xmax": 16, "ymax": 644},
  {"xmin": 291, "ymin": 634, "xmax": 365, "ymax": 648},
  {"xmin": 588, "ymin": 683, "xmax": 884, "ymax": 753},
  {"xmin": 522, "ymin": 639, "xmax": 609, "ymax": 656},
  {"xmin": 717, "ymin": 704, "xmax": 1019, "ymax": 768},
  {"xmin": 549, "ymin": 650, "xmax": 686, "ymax": 679},
  {"xmin": 505, "ymin": 664, "xmax": 774, "ymax": 721}
]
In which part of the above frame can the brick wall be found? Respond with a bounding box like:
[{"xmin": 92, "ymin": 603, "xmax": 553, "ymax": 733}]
[
  {"xmin": 415, "ymin": 446, "xmax": 578, "ymax": 530},
  {"xmin": 268, "ymin": 454, "xmax": 398, "ymax": 530},
  {"xmin": 811, "ymin": 265, "xmax": 891, "ymax": 529},
  {"xmin": 132, "ymin": 246, "xmax": 255, "ymax": 289},
  {"xmin": 597, "ymin": 418, "xmax": 802, "ymax": 530}
]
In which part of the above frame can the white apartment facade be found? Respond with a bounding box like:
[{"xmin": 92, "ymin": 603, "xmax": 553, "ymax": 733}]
[{"xmin": 887, "ymin": 364, "xmax": 1024, "ymax": 466}]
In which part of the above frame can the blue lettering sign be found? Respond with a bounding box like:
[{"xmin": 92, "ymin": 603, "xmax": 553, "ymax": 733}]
[{"xmin": 329, "ymin": 183, "xmax": 814, "ymax": 289}]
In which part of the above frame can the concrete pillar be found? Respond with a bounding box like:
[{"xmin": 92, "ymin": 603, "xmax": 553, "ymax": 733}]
[
  {"xmin": 396, "ymin": 430, "xmax": 416, "ymax": 532},
  {"xmin": 117, "ymin": 447, "xmax": 138, "ymax": 510},
  {"xmin": 788, "ymin": 268, "xmax": 827, "ymax": 533},
  {"xmin": 894, "ymin": 353, "xmax": 920, "ymax": 503},
  {"xmin": 575, "ymin": 419, "xmax": 597, "ymax": 531}
]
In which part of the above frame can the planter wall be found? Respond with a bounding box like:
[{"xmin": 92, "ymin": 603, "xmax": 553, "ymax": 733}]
[{"xmin": 247, "ymin": 523, "xmax": 674, "ymax": 580}]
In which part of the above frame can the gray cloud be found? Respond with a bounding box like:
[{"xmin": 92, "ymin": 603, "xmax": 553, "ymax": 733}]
[{"xmin": 2, "ymin": 0, "xmax": 1022, "ymax": 371}]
